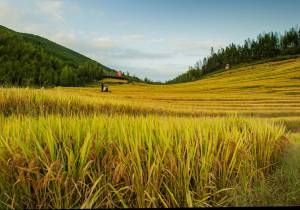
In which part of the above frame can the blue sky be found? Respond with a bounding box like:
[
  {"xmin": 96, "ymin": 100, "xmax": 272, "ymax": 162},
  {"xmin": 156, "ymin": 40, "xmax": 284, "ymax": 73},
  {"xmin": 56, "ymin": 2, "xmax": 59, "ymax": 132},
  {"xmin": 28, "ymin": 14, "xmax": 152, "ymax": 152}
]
[{"xmin": 0, "ymin": 0, "xmax": 299, "ymax": 81}]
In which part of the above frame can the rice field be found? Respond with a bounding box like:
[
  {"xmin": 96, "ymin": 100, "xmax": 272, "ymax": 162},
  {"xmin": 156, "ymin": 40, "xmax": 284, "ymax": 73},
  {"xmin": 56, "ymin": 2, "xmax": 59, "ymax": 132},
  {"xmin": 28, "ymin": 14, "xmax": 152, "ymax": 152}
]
[{"xmin": 0, "ymin": 58, "xmax": 300, "ymax": 208}]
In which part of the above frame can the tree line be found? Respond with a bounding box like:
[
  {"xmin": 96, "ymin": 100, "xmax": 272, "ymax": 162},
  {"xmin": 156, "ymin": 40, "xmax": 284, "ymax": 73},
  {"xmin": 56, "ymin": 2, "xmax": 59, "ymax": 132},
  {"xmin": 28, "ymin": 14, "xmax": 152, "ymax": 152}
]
[{"xmin": 167, "ymin": 26, "xmax": 300, "ymax": 84}]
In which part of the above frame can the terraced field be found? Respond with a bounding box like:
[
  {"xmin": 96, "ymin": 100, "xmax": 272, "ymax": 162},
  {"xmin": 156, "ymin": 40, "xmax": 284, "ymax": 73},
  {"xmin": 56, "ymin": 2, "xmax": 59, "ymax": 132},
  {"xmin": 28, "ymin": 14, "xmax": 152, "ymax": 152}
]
[
  {"xmin": 0, "ymin": 57, "xmax": 300, "ymax": 208},
  {"xmin": 108, "ymin": 58, "xmax": 300, "ymax": 116},
  {"xmin": 37, "ymin": 57, "xmax": 300, "ymax": 118}
]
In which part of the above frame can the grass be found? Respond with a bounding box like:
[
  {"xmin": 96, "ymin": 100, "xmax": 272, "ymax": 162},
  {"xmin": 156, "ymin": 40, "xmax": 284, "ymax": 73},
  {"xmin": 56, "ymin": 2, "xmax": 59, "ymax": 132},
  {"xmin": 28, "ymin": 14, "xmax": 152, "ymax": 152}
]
[
  {"xmin": 0, "ymin": 57, "xmax": 300, "ymax": 208},
  {"xmin": 233, "ymin": 133, "xmax": 300, "ymax": 206},
  {"xmin": 0, "ymin": 115, "xmax": 287, "ymax": 208},
  {"xmin": 99, "ymin": 78, "xmax": 129, "ymax": 85}
]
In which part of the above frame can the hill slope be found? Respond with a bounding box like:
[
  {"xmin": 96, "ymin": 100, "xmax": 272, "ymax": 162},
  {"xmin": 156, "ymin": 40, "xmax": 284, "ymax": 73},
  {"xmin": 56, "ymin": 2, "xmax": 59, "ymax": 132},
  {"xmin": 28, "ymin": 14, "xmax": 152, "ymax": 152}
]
[
  {"xmin": 112, "ymin": 57, "xmax": 300, "ymax": 95},
  {"xmin": 20, "ymin": 32, "xmax": 106, "ymax": 68},
  {"xmin": 0, "ymin": 25, "xmax": 118, "ymax": 86},
  {"xmin": 0, "ymin": 25, "xmax": 113, "ymax": 70},
  {"xmin": 90, "ymin": 57, "xmax": 300, "ymax": 118},
  {"xmin": 167, "ymin": 26, "xmax": 300, "ymax": 84}
]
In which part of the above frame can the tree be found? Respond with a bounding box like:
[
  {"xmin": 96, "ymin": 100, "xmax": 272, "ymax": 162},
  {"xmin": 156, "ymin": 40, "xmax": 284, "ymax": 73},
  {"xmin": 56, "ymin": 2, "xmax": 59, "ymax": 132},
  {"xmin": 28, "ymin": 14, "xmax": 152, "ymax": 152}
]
[
  {"xmin": 144, "ymin": 77, "xmax": 152, "ymax": 84},
  {"xmin": 168, "ymin": 26, "xmax": 300, "ymax": 84},
  {"xmin": 60, "ymin": 66, "xmax": 76, "ymax": 86}
]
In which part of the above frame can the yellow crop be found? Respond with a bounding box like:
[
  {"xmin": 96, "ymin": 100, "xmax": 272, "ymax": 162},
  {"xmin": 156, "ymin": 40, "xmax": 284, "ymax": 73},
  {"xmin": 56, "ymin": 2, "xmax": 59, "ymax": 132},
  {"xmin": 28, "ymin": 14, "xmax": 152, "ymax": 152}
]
[{"xmin": 0, "ymin": 58, "xmax": 299, "ymax": 208}]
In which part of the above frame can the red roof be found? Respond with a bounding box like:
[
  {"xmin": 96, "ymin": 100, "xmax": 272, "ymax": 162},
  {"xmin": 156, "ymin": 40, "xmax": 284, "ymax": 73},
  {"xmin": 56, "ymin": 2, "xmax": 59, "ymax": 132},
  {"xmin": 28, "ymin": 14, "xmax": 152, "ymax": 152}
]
[{"xmin": 115, "ymin": 71, "xmax": 123, "ymax": 77}]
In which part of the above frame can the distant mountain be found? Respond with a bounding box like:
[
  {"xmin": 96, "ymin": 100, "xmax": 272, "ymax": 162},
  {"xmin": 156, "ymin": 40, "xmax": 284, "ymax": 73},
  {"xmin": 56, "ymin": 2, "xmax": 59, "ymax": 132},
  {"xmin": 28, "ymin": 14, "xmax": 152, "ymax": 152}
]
[{"xmin": 0, "ymin": 25, "xmax": 140, "ymax": 87}]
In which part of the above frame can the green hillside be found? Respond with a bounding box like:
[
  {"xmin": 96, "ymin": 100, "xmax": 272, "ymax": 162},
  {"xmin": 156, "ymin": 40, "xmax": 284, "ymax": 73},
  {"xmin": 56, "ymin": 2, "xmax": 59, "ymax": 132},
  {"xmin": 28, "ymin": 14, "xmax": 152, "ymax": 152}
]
[
  {"xmin": 0, "ymin": 25, "xmax": 116, "ymax": 87},
  {"xmin": 0, "ymin": 25, "xmax": 113, "ymax": 70},
  {"xmin": 21, "ymin": 33, "xmax": 100, "ymax": 68}
]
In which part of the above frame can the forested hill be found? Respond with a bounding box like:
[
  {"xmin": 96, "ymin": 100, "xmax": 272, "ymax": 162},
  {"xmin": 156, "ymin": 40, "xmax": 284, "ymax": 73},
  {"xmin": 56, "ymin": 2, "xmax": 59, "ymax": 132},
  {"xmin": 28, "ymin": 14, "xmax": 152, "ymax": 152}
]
[
  {"xmin": 21, "ymin": 32, "xmax": 98, "ymax": 67},
  {"xmin": 0, "ymin": 25, "xmax": 140, "ymax": 87},
  {"xmin": 167, "ymin": 26, "xmax": 300, "ymax": 84}
]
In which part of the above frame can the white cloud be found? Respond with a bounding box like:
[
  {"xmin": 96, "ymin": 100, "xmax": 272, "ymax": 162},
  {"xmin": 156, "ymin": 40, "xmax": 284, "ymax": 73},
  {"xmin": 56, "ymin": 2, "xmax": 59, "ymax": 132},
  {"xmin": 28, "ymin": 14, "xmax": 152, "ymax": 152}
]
[
  {"xmin": 50, "ymin": 31, "xmax": 78, "ymax": 46},
  {"xmin": 119, "ymin": 34, "xmax": 166, "ymax": 44},
  {"xmin": 35, "ymin": 0, "xmax": 64, "ymax": 21},
  {"xmin": 91, "ymin": 36, "xmax": 117, "ymax": 49},
  {"xmin": 106, "ymin": 62, "xmax": 189, "ymax": 82},
  {"xmin": 168, "ymin": 39, "xmax": 226, "ymax": 56},
  {"xmin": 94, "ymin": 48, "xmax": 173, "ymax": 60},
  {"xmin": 0, "ymin": 1, "xmax": 25, "ymax": 25},
  {"xmin": 0, "ymin": 0, "xmax": 66, "ymax": 34}
]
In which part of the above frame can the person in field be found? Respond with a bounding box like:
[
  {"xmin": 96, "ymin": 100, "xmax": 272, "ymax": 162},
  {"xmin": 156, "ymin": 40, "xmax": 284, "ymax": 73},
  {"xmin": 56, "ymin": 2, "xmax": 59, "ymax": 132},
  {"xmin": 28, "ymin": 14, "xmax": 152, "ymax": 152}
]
[{"xmin": 100, "ymin": 83, "xmax": 109, "ymax": 92}]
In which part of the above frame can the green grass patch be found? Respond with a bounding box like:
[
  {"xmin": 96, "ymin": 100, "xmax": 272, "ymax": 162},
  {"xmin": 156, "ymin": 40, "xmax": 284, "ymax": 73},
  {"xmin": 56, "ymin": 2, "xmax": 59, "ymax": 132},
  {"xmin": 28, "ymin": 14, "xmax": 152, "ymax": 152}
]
[{"xmin": 233, "ymin": 133, "xmax": 300, "ymax": 206}]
